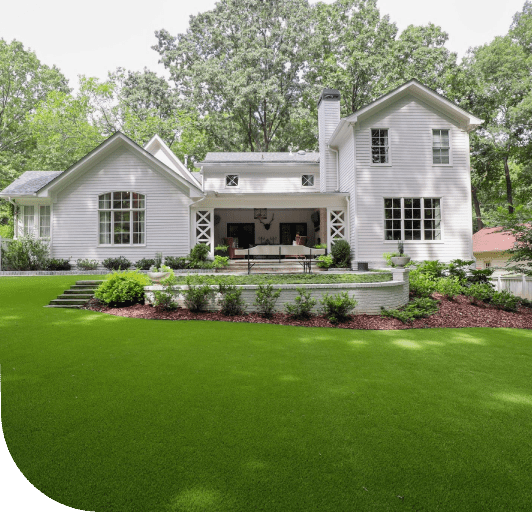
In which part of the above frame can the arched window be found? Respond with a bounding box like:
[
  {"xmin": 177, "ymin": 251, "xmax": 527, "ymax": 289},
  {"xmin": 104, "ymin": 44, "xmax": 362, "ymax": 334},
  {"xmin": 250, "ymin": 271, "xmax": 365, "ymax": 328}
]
[{"xmin": 98, "ymin": 192, "xmax": 145, "ymax": 245}]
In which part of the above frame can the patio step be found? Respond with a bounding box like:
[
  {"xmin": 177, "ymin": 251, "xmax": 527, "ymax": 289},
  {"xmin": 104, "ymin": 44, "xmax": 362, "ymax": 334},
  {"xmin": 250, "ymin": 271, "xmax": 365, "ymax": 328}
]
[{"xmin": 45, "ymin": 280, "xmax": 104, "ymax": 309}]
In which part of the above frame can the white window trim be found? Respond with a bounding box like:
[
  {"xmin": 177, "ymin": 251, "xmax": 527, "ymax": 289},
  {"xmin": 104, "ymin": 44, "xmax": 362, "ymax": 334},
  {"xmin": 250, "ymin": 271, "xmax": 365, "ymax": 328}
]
[
  {"xmin": 432, "ymin": 128, "xmax": 453, "ymax": 167},
  {"xmin": 301, "ymin": 174, "xmax": 316, "ymax": 188},
  {"xmin": 382, "ymin": 197, "xmax": 444, "ymax": 243},
  {"xmin": 224, "ymin": 174, "xmax": 240, "ymax": 188},
  {"xmin": 370, "ymin": 127, "xmax": 392, "ymax": 166},
  {"xmin": 97, "ymin": 192, "xmax": 147, "ymax": 247},
  {"xmin": 18, "ymin": 204, "xmax": 52, "ymax": 240}
]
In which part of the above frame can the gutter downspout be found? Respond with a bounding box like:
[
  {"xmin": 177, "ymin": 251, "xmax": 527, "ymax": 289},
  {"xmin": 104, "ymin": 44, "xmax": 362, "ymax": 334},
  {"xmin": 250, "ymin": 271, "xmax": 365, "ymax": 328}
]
[{"xmin": 328, "ymin": 146, "xmax": 339, "ymax": 192}]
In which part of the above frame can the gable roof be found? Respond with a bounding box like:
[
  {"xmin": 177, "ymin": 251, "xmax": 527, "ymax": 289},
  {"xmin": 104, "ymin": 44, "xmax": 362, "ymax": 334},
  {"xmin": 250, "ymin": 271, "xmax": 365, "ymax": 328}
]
[
  {"xmin": 473, "ymin": 227, "xmax": 516, "ymax": 253},
  {"xmin": 329, "ymin": 79, "xmax": 484, "ymax": 146},
  {"xmin": 1, "ymin": 171, "xmax": 64, "ymax": 196},
  {"xmin": 1, "ymin": 132, "xmax": 203, "ymax": 199},
  {"xmin": 198, "ymin": 151, "xmax": 319, "ymax": 166}
]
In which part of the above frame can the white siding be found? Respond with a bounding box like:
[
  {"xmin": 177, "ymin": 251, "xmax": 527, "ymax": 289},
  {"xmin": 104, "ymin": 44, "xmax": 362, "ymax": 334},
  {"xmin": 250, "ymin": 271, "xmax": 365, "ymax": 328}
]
[
  {"xmin": 52, "ymin": 147, "xmax": 192, "ymax": 262},
  {"xmin": 203, "ymin": 168, "xmax": 320, "ymax": 193},
  {"xmin": 352, "ymin": 94, "xmax": 473, "ymax": 264}
]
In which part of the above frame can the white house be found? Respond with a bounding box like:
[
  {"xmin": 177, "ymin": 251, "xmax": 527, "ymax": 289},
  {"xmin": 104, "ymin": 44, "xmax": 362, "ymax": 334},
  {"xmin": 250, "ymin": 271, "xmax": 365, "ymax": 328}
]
[{"xmin": 0, "ymin": 79, "xmax": 483, "ymax": 268}]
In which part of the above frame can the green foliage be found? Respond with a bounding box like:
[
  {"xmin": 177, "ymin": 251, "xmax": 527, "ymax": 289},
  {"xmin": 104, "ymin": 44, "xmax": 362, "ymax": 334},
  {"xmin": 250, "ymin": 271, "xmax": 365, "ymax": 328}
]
[
  {"xmin": 331, "ymin": 239, "xmax": 351, "ymax": 268},
  {"xmin": 490, "ymin": 290, "xmax": 520, "ymax": 312},
  {"xmin": 466, "ymin": 283, "xmax": 495, "ymax": 304},
  {"xmin": 102, "ymin": 256, "xmax": 132, "ymax": 271},
  {"xmin": 411, "ymin": 260, "xmax": 448, "ymax": 279},
  {"xmin": 434, "ymin": 276, "xmax": 463, "ymax": 301},
  {"xmin": 45, "ymin": 258, "xmax": 71, "ymax": 271},
  {"xmin": 383, "ymin": 252, "xmax": 399, "ymax": 267},
  {"xmin": 313, "ymin": 243, "xmax": 327, "ymax": 249},
  {"xmin": 254, "ymin": 283, "xmax": 281, "ymax": 318},
  {"xmin": 217, "ymin": 281, "xmax": 246, "ymax": 316},
  {"xmin": 134, "ymin": 258, "xmax": 156, "ymax": 270},
  {"xmin": 316, "ymin": 254, "xmax": 333, "ymax": 269},
  {"xmin": 215, "ymin": 245, "xmax": 229, "ymax": 253},
  {"xmin": 447, "ymin": 259, "xmax": 475, "ymax": 282},
  {"xmin": 319, "ymin": 292, "xmax": 357, "ymax": 324},
  {"xmin": 94, "ymin": 270, "xmax": 150, "ymax": 306},
  {"xmin": 213, "ymin": 255, "xmax": 230, "ymax": 268},
  {"xmin": 182, "ymin": 277, "xmax": 215, "ymax": 312},
  {"xmin": 189, "ymin": 243, "xmax": 210, "ymax": 262},
  {"xmin": 468, "ymin": 268, "xmax": 495, "ymax": 284},
  {"xmin": 381, "ymin": 298, "xmax": 439, "ymax": 324},
  {"xmin": 164, "ymin": 256, "xmax": 188, "ymax": 269},
  {"xmin": 152, "ymin": 289, "xmax": 180, "ymax": 311},
  {"xmin": 76, "ymin": 258, "xmax": 99, "ymax": 270},
  {"xmin": 409, "ymin": 272, "xmax": 437, "ymax": 298},
  {"xmin": 285, "ymin": 287, "xmax": 316, "ymax": 319},
  {"xmin": 0, "ymin": 235, "xmax": 49, "ymax": 270}
]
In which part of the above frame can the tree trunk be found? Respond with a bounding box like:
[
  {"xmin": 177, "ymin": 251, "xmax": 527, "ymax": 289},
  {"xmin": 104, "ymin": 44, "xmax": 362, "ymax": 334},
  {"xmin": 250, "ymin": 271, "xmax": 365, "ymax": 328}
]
[
  {"xmin": 471, "ymin": 186, "xmax": 484, "ymax": 231},
  {"xmin": 504, "ymin": 155, "xmax": 514, "ymax": 214}
]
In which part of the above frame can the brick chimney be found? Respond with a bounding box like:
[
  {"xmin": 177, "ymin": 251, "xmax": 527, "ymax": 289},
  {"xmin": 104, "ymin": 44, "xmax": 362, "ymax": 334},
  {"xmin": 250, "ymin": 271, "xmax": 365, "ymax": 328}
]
[{"xmin": 318, "ymin": 88, "xmax": 341, "ymax": 192}]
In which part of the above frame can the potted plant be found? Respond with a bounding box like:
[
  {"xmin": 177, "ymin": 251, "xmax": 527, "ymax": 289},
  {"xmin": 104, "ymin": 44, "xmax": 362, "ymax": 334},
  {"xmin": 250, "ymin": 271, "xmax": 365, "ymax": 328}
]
[
  {"xmin": 147, "ymin": 262, "xmax": 172, "ymax": 283},
  {"xmin": 390, "ymin": 241, "xmax": 411, "ymax": 267}
]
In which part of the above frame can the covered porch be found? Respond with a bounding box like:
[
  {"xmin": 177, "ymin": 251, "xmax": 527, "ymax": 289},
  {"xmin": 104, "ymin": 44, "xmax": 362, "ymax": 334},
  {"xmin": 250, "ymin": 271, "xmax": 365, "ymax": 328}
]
[{"xmin": 191, "ymin": 192, "xmax": 349, "ymax": 257}]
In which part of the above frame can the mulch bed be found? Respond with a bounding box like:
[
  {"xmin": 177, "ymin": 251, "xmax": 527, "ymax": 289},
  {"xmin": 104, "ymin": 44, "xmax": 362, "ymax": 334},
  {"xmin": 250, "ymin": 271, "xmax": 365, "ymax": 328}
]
[{"xmin": 84, "ymin": 293, "xmax": 532, "ymax": 330}]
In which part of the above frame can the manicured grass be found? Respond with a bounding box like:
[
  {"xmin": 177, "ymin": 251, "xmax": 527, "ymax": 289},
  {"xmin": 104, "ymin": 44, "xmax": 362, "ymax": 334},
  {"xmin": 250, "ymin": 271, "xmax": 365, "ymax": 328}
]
[
  {"xmin": 172, "ymin": 272, "xmax": 392, "ymax": 285},
  {"xmin": 1, "ymin": 276, "xmax": 532, "ymax": 511}
]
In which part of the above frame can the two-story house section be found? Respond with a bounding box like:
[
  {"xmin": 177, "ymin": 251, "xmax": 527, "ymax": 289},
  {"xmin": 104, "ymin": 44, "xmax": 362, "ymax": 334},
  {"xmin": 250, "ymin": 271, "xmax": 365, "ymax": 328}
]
[{"xmin": 0, "ymin": 79, "xmax": 482, "ymax": 268}]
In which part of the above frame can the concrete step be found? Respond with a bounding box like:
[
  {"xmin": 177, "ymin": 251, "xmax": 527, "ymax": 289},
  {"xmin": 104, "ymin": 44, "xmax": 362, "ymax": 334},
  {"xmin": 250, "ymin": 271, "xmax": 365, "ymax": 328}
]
[
  {"xmin": 66, "ymin": 287, "xmax": 98, "ymax": 293},
  {"xmin": 58, "ymin": 293, "xmax": 93, "ymax": 299},
  {"xmin": 75, "ymin": 280, "xmax": 104, "ymax": 285},
  {"xmin": 44, "ymin": 305, "xmax": 83, "ymax": 309},
  {"xmin": 49, "ymin": 298, "xmax": 90, "ymax": 306}
]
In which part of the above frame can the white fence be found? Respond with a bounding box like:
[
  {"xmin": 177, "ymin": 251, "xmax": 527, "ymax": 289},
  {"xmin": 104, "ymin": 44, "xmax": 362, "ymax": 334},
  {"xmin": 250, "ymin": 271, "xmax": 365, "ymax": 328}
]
[{"xmin": 490, "ymin": 275, "xmax": 532, "ymax": 299}]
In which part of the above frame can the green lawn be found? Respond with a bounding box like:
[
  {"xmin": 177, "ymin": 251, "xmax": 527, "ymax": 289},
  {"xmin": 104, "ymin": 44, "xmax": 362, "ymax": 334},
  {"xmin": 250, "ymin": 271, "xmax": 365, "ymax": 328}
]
[{"xmin": 1, "ymin": 276, "xmax": 532, "ymax": 512}]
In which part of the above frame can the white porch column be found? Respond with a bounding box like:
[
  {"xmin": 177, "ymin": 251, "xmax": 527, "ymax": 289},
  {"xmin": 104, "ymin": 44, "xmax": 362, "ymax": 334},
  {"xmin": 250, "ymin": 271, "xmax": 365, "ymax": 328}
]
[
  {"xmin": 193, "ymin": 208, "xmax": 215, "ymax": 256},
  {"xmin": 326, "ymin": 207, "xmax": 348, "ymax": 253}
]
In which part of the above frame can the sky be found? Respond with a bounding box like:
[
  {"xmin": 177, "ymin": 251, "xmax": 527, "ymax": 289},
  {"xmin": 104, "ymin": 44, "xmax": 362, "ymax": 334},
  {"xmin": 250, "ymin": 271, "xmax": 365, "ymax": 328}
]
[{"xmin": 0, "ymin": 0, "xmax": 528, "ymax": 89}]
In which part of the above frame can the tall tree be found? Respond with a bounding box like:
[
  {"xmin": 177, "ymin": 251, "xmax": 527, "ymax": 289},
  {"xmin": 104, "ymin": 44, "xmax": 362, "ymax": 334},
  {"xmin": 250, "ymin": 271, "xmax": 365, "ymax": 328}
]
[
  {"xmin": 153, "ymin": 0, "xmax": 314, "ymax": 152},
  {"xmin": 309, "ymin": 0, "xmax": 397, "ymax": 115},
  {"xmin": 0, "ymin": 39, "xmax": 68, "ymax": 186}
]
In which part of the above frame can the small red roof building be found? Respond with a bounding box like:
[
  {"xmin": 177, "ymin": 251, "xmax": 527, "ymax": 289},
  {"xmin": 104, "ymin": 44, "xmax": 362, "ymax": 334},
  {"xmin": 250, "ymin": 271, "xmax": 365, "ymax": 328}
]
[{"xmin": 472, "ymin": 227, "xmax": 515, "ymax": 254}]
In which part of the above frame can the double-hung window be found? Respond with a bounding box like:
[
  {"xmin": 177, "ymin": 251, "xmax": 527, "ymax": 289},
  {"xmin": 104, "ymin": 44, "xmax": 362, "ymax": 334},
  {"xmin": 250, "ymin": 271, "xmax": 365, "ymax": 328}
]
[
  {"xmin": 18, "ymin": 205, "xmax": 51, "ymax": 238},
  {"xmin": 384, "ymin": 198, "xmax": 441, "ymax": 241},
  {"xmin": 371, "ymin": 129, "xmax": 389, "ymax": 164},
  {"xmin": 98, "ymin": 192, "xmax": 145, "ymax": 245},
  {"xmin": 433, "ymin": 129, "xmax": 450, "ymax": 164}
]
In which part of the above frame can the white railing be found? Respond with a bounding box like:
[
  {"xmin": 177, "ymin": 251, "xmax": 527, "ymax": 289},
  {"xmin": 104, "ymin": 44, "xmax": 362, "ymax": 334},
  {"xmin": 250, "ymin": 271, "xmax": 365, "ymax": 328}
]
[
  {"xmin": 490, "ymin": 275, "xmax": 532, "ymax": 299},
  {"xmin": 0, "ymin": 236, "xmax": 14, "ymax": 272}
]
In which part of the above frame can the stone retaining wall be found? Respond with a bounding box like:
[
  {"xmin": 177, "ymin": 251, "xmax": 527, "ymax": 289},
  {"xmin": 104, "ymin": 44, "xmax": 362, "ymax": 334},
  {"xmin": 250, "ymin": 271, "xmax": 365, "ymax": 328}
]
[{"xmin": 145, "ymin": 269, "xmax": 409, "ymax": 315}]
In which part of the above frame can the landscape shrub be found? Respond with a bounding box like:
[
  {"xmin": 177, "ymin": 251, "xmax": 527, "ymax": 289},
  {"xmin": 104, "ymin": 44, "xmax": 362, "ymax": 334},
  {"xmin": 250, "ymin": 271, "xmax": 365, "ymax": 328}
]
[
  {"xmin": 152, "ymin": 288, "xmax": 180, "ymax": 311},
  {"xmin": 409, "ymin": 272, "xmax": 437, "ymax": 298},
  {"xmin": 189, "ymin": 243, "xmax": 210, "ymax": 262},
  {"xmin": 316, "ymin": 254, "xmax": 333, "ymax": 269},
  {"xmin": 466, "ymin": 283, "xmax": 494, "ymax": 304},
  {"xmin": 182, "ymin": 277, "xmax": 215, "ymax": 312},
  {"xmin": 76, "ymin": 258, "xmax": 99, "ymax": 270},
  {"xmin": 254, "ymin": 283, "xmax": 281, "ymax": 318},
  {"xmin": 94, "ymin": 270, "xmax": 150, "ymax": 306},
  {"xmin": 0, "ymin": 235, "xmax": 49, "ymax": 270},
  {"xmin": 331, "ymin": 239, "xmax": 351, "ymax": 268},
  {"xmin": 319, "ymin": 292, "xmax": 357, "ymax": 324},
  {"xmin": 467, "ymin": 268, "xmax": 494, "ymax": 285},
  {"xmin": 490, "ymin": 290, "xmax": 519, "ymax": 312},
  {"xmin": 412, "ymin": 260, "xmax": 448, "ymax": 279},
  {"xmin": 381, "ymin": 297, "xmax": 439, "ymax": 324},
  {"xmin": 134, "ymin": 258, "xmax": 155, "ymax": 270},
  {"xmin": 45, "ymin": 258, "xmax": 71, "ymax": 271},
  {"xmin": 447, "ymin": 259, "xmax": 475, "ymax": 283},
  {"xmin": 102, "ymin": 256, "xmax": 131, "ymax": 271},
  {"xmin": 217, "ymin": 281, "xmax": 246, "ymax": 316},
  {"xmin": 434, "ymin": 276, "xmax": 463, "ymax": 300},
  {"xmin": 213, "ymin": 255, "xmax": 230, "ymax": 268},
  {"xmin": 285, "ymin": 287, "xmax": 316, "ymax": 319},
  {"xmin": 164, "ymin": 256, "xmax": 188, "ymax": 269}
]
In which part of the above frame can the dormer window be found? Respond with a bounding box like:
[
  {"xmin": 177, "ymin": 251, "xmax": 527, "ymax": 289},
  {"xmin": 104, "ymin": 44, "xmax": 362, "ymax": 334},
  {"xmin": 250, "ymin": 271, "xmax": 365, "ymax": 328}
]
[
  {"xmin": 371, "ymin": 129, "xmax": 389, "ymax": 164},
  {"xmin": 433, "ymin": 129, "xmax": 450, "ymax": 164},
  {"xmin": 302, "ymin": 174, "xmax": 314, "ymax": 187},
  {"xmin": 225, "ymin": 174, "xmax": 239, "ymax": 187}
]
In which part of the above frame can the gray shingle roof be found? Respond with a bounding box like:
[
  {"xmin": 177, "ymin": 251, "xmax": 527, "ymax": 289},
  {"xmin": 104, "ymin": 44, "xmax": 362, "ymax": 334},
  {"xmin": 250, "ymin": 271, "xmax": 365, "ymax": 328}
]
[
  {"xmin": 0, "ymin": 171, "xmax": 64, "ymax": 195},
  {"xmin": 200, "ymin": 151, "xmax": 320, "ymax": 165}
]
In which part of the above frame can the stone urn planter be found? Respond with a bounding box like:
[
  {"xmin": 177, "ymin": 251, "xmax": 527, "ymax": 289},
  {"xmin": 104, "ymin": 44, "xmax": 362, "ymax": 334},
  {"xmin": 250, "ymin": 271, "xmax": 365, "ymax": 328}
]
[
  {"xmin": 390, "ymin": 256, "xmax": 411, "ymax": 267},
  {"xmin": 147, "ymin": 271, "xmax": 171, "ymax": 283}
]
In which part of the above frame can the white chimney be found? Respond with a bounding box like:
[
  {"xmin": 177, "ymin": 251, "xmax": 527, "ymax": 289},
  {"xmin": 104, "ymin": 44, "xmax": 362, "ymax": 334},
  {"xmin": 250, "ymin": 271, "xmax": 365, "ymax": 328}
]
[{"xmin": 318, "ymin": 88, "xmax": 341, "ymax": 193}]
